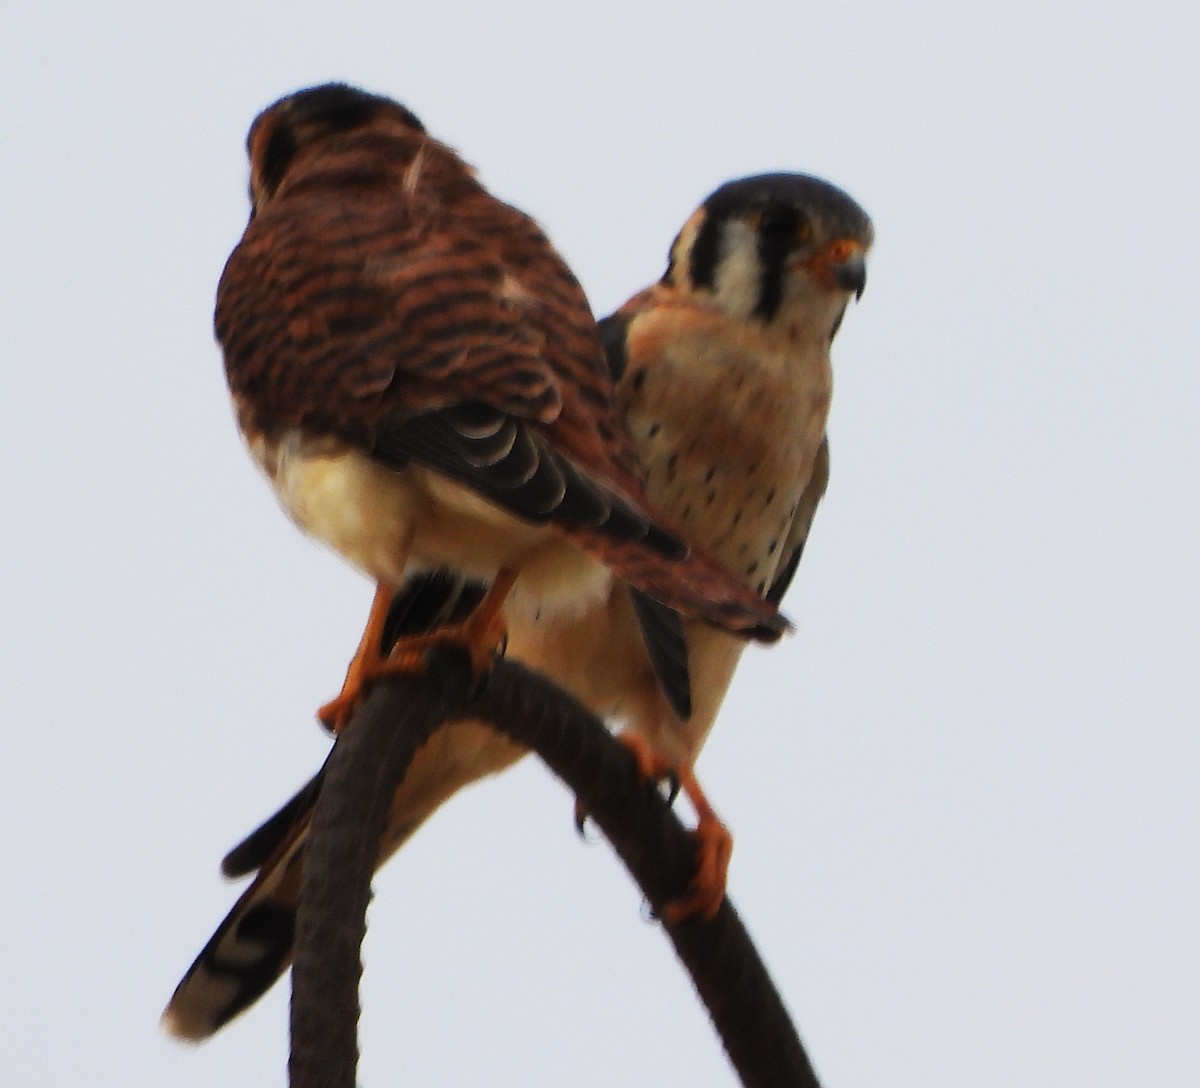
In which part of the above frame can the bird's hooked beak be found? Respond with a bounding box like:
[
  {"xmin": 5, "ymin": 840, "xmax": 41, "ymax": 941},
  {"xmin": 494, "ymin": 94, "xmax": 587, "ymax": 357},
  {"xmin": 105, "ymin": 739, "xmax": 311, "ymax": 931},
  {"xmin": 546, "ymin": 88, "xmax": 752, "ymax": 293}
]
[
  {"xmin": 802, "ymin": 238, "xmax": 868, "ymax": 299},
  {"xmin": 832, "ymin": 251, "xmax": 867, "ymax": 299}
]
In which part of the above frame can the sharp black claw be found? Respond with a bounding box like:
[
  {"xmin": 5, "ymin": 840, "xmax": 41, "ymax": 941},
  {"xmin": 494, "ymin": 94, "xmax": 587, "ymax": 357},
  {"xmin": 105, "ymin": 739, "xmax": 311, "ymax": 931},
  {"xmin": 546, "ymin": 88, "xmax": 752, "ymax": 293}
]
[{"xmin": 664, "ymin": 772, "xmax": 681, "ymax": 806}]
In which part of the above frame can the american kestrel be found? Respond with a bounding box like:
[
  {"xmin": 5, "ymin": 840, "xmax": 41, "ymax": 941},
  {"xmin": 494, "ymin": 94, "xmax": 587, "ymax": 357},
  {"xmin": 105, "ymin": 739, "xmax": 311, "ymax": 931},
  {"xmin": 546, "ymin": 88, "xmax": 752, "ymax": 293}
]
[
  {"xmin": 511, "ymin": 172, "xmax": 870, "ymax": 773},
  {"xmin": 216, "ymin": 82, "xmax": 785, "ymax": 731},
  {"xmin": 164, "ymin": 170, "xmax": 871, "ymax": 1040}
]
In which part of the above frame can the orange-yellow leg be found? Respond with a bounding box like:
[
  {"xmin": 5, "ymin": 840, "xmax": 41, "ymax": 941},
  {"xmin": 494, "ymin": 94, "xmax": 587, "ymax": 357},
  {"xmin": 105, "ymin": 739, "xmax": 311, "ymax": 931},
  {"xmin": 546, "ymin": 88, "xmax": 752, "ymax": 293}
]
[
  {"xmin": 318, "ymin": 582, "xmax": 412, "ymax": 732},
  {"xmin": 317, "ymin": 568, "xmax": 520, "ymax": 733},
  {"xmin": 402, "ymin": 564, "xmax": 518, "ymax": 674},
  {"xmin": 617, "ymin": 732, "xmax": 733, "ymax": 924}
]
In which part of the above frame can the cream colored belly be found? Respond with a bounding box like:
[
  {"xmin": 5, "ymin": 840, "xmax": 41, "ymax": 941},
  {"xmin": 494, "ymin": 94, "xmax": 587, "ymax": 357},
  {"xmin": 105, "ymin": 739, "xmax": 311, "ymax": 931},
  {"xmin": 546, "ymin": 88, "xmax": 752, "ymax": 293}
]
[{"xmin": 259, "ymin": 432, "xmax": 612, "ymax": 619}]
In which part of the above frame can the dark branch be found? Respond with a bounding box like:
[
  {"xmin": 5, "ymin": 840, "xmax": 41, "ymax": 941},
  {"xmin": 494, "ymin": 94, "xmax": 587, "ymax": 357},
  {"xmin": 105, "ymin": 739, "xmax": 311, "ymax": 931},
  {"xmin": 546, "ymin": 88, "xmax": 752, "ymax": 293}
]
[
  {"xmin": 288, "ymin": 653, "xmax": 476, "ymax": 1088},
  {"xmin": 289, "ymin": 650, "xmax": 821, "ymax": 1088}
]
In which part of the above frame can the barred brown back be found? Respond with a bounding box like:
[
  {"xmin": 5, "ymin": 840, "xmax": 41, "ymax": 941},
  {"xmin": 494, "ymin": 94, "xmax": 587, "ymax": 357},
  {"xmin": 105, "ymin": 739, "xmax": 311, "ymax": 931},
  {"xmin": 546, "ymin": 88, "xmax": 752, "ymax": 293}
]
[{"xmin": 217, "ymin": 84, "xmax": 784, "ymax": 638}]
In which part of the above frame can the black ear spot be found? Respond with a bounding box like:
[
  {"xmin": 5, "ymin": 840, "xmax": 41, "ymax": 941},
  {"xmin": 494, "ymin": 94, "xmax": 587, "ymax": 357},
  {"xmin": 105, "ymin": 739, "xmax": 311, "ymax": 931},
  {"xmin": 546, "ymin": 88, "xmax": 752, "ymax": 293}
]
[
  {"xmin": 757, "ymin": 201, "xmax": 801, "ymax": 248},
  {"xmin": 689, "ymin": 212, "xmax": 723, "ymax": 291},
  {"xmin": 597, "ymin": 313, "xmax": 631, "ymax": 382},
  {"xmin": 754, "ymin": 202, "xmax": 799, "ymax": 321}
]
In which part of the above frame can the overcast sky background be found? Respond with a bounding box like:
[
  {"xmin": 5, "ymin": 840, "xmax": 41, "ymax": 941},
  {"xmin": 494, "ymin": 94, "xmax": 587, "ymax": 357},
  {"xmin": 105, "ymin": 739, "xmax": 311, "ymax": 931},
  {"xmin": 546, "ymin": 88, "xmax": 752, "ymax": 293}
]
[{"xmin": 3, "ymin": 2, "xmax": 1197, "ymax": 1085}]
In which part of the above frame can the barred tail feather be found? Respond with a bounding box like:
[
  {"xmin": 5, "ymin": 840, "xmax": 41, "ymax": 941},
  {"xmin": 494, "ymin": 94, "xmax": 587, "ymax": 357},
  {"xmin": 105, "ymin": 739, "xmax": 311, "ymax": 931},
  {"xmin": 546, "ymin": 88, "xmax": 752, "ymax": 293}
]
[
  {"xmin": 163, "ymin": 724, "xmax": 523, "ymax": 1040},
  {"xmin": 164, "ymin": 572, "xmax": 526, "ymax": 1041},
  {"xmin": 163, "ymin": 818, "xmax": 310, "ymax": 1040}
]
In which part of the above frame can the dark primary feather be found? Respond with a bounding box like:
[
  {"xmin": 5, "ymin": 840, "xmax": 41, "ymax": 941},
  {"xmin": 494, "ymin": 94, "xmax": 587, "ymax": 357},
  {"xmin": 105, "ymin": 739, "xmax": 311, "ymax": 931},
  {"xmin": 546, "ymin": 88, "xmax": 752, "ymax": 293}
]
[
  {"xmin": 629, "ymin": 590, "xmax": 692, "ymax": 719},
  {"xmin": 598, "ymin": 311, "xmax": 631, "ymax": 383},
  {"xmin": 372, "ymin": 406, "xmax": 684, "ymax": 554},
  {"xmin": 764, "ymin": 437, "xmax": 830, "ymax": 607},
  {"xmin": 221, "ymin": 772, "xmax": 323, "ymax": 879}
]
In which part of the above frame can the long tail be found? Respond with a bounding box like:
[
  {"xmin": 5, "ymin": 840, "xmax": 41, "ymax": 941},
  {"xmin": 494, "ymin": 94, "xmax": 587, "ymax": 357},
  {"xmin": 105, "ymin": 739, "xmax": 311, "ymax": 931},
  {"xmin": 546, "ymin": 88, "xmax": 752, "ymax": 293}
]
[
  {"xmin": 162, "ymin": 573, "xmax": 523, "ymax": 1041},
  {"xmin": 163, "ymin": 717, "xmax": 523, "ymax": 1040},
  {"xmin": 162, "ymin": 794, "xmax": 314, "ymax": 1040}
]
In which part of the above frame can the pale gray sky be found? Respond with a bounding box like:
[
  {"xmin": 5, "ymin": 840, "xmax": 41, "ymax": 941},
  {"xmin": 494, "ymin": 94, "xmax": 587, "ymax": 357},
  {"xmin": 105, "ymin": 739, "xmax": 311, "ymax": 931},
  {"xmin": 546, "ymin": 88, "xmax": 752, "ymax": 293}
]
[{"xmin": 3, "ymin": 2, "xmax": 1197, "ymax": 1085}]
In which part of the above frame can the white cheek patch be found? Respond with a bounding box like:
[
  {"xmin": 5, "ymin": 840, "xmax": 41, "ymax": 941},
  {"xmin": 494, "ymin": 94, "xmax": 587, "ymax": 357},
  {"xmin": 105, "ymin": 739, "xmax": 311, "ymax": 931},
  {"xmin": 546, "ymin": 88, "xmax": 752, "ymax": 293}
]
[{"xmin": 713, "ymin": 219, "xmax": 763, "ymax": 320}]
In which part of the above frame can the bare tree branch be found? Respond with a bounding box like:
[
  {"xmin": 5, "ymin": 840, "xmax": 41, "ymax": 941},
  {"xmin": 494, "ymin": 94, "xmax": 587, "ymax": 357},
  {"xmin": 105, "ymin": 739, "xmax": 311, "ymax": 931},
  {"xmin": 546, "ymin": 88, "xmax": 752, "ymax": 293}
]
[{"xmin": 289, "ymin": 650, "xmax": 822, "ymax": 1088}]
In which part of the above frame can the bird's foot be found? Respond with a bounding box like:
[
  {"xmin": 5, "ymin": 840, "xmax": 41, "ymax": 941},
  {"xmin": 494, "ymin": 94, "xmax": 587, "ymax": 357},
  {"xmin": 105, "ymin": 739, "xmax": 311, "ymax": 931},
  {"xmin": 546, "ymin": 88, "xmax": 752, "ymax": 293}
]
[
  {"xmin": 317, "ymin": 618, "xmax": 507, "ymax": 732},
  {"xmin": 317, "ymin": 582, "xmax": 403, "ymax": 733},
  {"xmin": 317, "ymin": 571, "xmax": 515, "ymax": 733},
  {"xmin": 428, "ymin": 600, "xmax": 510, "ymax": 675},
  {"xmin": 660, "ymin": 767, "xmax": 732, "ymax": 924},
  {"xmin": 603, "ymin": 732, "xmax": 732, "ymax": 923},
  {"xmin": 317, "ymin": 644, "xmax": 426, "ymax": 732}
]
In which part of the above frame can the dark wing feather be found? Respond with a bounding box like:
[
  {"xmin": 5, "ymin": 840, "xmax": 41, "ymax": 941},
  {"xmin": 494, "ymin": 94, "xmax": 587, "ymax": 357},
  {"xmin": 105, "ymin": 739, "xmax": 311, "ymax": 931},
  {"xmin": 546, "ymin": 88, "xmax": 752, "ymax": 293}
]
[
  {"xmin": 629, "ymin": 589, "xmax": 692, "ymax": 719},
  {"xmin": 217, "ymin": 139, "xmax": 688, "ymax": 557},
  {"xmin": 597, "ymin": 310, "xmax": 631, "ymax": 383},
  {"xmin": 221, "ymin": 770, "xmax": 324, "ymax": 879},
  {"xmin": 765, "ymin": 436, "xmax": 830, "ymax": 607},
  {"xmin": 373, "ymin": 406, "xmax": 684, "ymax": 554}
]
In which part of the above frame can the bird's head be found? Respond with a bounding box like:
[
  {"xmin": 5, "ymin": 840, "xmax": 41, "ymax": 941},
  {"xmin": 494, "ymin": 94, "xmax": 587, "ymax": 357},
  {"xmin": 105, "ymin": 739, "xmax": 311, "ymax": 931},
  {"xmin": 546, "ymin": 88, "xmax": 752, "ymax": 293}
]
[
  {"xmin": 663, "ymin": 173, "xmax": 873, "ymax": 340},
  {"xmin": 244, "ymin": 83, "xmax": 426, "ymax": 213}
]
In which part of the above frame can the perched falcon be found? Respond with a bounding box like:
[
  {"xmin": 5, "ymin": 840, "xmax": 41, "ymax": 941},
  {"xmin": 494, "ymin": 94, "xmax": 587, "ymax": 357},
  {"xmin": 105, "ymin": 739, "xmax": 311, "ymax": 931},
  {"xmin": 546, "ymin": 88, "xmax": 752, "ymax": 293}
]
[
  {"xmin": 511, "ymin": 172, "xmax": 870, "ymax": 774},
  {"xmin": 164, "ymin": 170, "xmax": 871, "ymax": 1040},
  {"xmin": 216, "ymin": 82, "xmax": 785, "ymax": 730}
]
